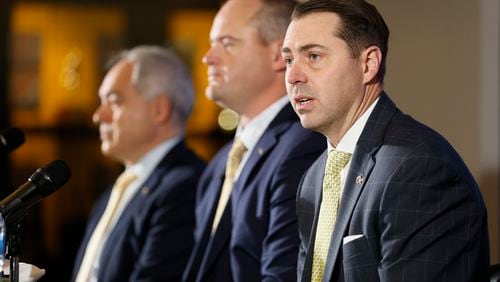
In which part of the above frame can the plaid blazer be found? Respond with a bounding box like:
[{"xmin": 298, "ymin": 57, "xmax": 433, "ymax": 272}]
[{"xmin": 297, "ymin": 93, "xmax": 490, "ymax": 282}]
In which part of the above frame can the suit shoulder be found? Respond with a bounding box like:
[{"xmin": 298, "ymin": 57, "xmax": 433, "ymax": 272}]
[
  {"xmin": 379, "ymin": 110, "xmax": 475, "ymax": 182},
  {"xmin": 385, "ymin": 111, "xmax": 460, "ymax": 157},
  {"xmin": 279, "ymin": 121, "xmax": 325, "ymax": 152},
  {"xmin": 151, "ymin": 146, "xmax": 205, "ymax": 198}
]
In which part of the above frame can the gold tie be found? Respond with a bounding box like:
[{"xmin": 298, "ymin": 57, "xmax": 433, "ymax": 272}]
[
  {"xmin": 311, "ymin": 149, "xmax": 351, "ymax": 282},
  {"xmin": 75, "ymin": 170, "xmax": 138, "ymax": 282},
  {"xmin": 211, "ymin": 138, "xmax": 247, "ymax": 233}
]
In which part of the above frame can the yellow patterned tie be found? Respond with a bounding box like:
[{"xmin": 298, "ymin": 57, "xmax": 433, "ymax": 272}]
[
  {"xmin": 76, "ymin": 170, "xmax": 138, "ymax": 282},
  {"xmin": 212, "ymin": 138, "xmax": 247, "ymax": 233},
  {"xmin": 311, "ymin": 149, "xmax": 351, "ymax": 281}
]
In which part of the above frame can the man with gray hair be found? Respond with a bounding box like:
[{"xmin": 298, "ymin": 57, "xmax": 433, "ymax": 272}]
[{"xmin": 72, "ymin": 46, "xmax": 205, "ymax": 281}]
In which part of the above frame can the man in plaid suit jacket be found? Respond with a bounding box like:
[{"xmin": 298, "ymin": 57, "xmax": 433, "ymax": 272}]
[{"xmin": 281, "ymin": 0, "xmax": 490, "ymax": 281}]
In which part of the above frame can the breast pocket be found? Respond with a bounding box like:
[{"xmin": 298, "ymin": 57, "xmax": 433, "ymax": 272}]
[{"xmin": 342, "ymin": 234, "xmax": 379, "ymax": 282}]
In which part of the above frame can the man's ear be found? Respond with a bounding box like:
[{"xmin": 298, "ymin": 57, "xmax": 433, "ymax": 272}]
[
  {"xmin": 361, "ymin": 46, "xmax": 382, "ymax": 84},
  {"xmin": 270, "ymin": 39, "xmax": 286, "ymax": 72},
  {"xmin": 152, "ymin": 94, "xmax": 171, "ymax": 123}
]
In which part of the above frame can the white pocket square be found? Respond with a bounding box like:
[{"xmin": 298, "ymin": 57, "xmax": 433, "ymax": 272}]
[{"xmin": 343, "ymin": 234, "xmax": 364, "ymax": 245}]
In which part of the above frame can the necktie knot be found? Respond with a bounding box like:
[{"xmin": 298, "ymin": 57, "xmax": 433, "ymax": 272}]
[
  {"xmin": 225, "ymin": 138, "xmax": 247, "ymax": 180},
  {"xmin": 325, "ymin": 149, "xmax": 351, "ymax": 176},
  {"xmin": 114, "ymin": 170, "xmax": 138, "ymax": 194}
]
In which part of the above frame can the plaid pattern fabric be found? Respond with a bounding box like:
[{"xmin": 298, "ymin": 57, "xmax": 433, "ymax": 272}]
[{"xmin": 297, "ymin": 93, "xmax": 489, "ymax": 282}]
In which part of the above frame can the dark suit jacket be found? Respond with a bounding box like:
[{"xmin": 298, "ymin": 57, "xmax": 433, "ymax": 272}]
[
  {"xmin": 72, "ymin": 141, "xmax": 205, "ymax": 281},
  {"xmin": 297, "ymin": 93, "xmax": 490, "ymax": 282},
  {"xmin": 183, "ymin": 104, "xmax": 325, "ymax": 282}
]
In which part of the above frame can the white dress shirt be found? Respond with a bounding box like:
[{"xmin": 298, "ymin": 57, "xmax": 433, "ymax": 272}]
[{"xmin": 328, "ymin": 97, "xmax": 380, "ymax": 194}]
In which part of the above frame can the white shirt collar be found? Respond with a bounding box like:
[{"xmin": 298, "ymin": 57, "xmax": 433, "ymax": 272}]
[
  {"xmin": 328, "ymin": 97, "xmax": 380, "ymax": 154},
  {"xmin": 229, "ymin": 96, "xmax": 288, "ymax": 179},
  {"xmin": 235, "ymin": 96, "xmax": 289, "ymax": 153},
  {"xmin": 125, "ymin": 136, "xmax": 181, "ymax": 182}
]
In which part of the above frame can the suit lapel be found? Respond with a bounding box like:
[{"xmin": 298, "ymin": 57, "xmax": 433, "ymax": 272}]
[
  {"xmin": 183, "ymin": 167, "xmax": 225, "ymax": 281},
  {"xmin": 194, "ymin": 146, "xmax": 230, "ymax": 278},
  {"xmin": 321, "ymin": 93, "xmax": 398, "ymax": 281},
  {"xmin": 198, "ymin": 156, "xmax": 227, "ymax": 239},
  {"xmin": 198, "ymin": 200, "xmax": 233, "ymax": 280},
  {"xmin": 100, "ymin": 142, "xmax": 189, "ymax": 272},
  {"xmin": 232, "ymin": 105, "xmax": 295, "ymax": 202},
  {"xmin": 231, "ymin": 133, "xmax": 275, "ymax": 203},
  {"xmin": 197, "ymin": 105, "xmax": 297, "ymax": 278}
]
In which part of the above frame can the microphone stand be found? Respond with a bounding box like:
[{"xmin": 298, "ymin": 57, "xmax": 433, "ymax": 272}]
[{"xmin": 6, "ymin": 222, "xmax": 22, "ymax": 282}]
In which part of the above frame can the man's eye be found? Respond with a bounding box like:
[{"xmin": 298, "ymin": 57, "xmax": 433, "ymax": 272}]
[
  {"xmin": 309, "ymin": 53, "xmax": 320, "ymax": 61},
  {"xmin": 221, "ymin": 40, "xmax": 235, "ymax": 48},
  {"xmin": 283, "ymin": 57, "xmax": 293, "ymax": 65},
  {"xmin": 108, "ymin": 97, "xmax": 122, "ymax": 106}
]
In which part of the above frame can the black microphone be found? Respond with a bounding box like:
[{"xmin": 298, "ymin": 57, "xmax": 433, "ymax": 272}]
[
  {"xmin": 0, "ymin": 128, "xmax": 25, "ymax": 154},
  {"xmin": 0, "ymin": 160, "xmax": 71, "ymax": 227}
]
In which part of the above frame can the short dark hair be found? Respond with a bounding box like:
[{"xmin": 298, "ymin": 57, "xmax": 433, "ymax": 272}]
[
  {"xmin": 292, "ymin": 0, "xmax": 389, "ymax": 82},
  {"xmin": 250, "ymin": 0, "xmax": 296, "ymax": 45}
]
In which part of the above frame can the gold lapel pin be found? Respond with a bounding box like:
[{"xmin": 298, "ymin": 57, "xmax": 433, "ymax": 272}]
[{"xmin": 355, "ymin": 176, "xmax": 364, "ymax": 185}]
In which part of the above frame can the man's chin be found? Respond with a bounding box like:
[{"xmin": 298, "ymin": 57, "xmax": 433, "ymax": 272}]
[
  {"xmin": 206, "ymin": 89, "xmax": 229, "ymax": 109},
  {"xmin": 205, "ymin": 86, "xmax": 217, "ymax": 101},
  {"xmin": 299, "ymin": 117, "xmax": 320, "ymax": 132},
  {"xmin": 298, "ymin": 116, "xmax": 312, "ymax": 129}
]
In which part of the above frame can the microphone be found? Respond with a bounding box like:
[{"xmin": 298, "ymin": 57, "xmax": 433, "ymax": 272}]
[
  {"xmin": 0, "ymin": 128, "xmax": 25, "ymax": 154},
  {"xmin": 0, "ymin": 160, "xmax": 71, "ymax": 227}
]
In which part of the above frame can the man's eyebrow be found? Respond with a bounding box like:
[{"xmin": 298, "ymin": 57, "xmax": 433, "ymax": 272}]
[
  {"xmin": 281, "ymin": 44, "xmax": 329, "ymax": 54},
  {"xmin": 298, "ymin": 44, "xmax": 329, "ymax": 52},
  {"xmin": 281, "ymin": 46, "xmax": 292, "ymax": 54},
  {"xmin": 210, "ymin": 35, "xmax": 241, "ymax": 43}
]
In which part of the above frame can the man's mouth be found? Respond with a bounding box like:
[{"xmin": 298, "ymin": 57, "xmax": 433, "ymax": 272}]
[{"xmin": 298, "ymin": 97, "xmax": 312, "ymax": 105}]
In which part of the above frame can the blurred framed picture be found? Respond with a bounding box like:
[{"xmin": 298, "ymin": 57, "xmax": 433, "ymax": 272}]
[{"xmin": 9, "ymin": 33, "xmax": 40, "ymax": 110}]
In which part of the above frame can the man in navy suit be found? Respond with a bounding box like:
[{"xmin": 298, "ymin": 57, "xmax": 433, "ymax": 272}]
[
  {"xmin": 182, "ymin": 0, "xmax": 324, "ymax": 281},
  {"xmin": 281, "ymin": 0, "xmax": 490, "ymax": 281},
  {"xmin": 72, "ymin": 46, "xmax": 205, "ymax": 281}
]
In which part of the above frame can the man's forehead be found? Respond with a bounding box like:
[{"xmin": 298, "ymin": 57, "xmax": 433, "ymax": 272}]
[
  {"xmin": 210, "ymin": 0, "xmax": 261, "ymax": 36},
  {"xmin": 284, "ymin": 13, "xmax": 341, "ymax": 45}
]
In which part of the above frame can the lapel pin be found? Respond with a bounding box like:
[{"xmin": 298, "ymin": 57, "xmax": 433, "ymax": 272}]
[
  {"xmin": 355, "ymin": 176, "xmax": 364, "ymax": 185},
  {"xmin": 258, "ymin": 148, "xmax": 264, "ymax": 155},
  {"xmin": 141, "ymin": 186, "xmax": 150, "ymax": 195}
]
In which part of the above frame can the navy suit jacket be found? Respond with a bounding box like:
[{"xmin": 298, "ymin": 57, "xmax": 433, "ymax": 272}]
[
  {"xmin": 297, "ymin": 93, "xmax": 490, "ymax": 282},
  {"xmin": 72, "ymin": 141, "xmax": 205, "ymax": 281},
  {"xmin": 183, "ymin": 104, "xmax": 325, "ymax": 281}
]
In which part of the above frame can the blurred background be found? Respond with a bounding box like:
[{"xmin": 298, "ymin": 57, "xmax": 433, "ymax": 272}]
[{"xmin": 0, "ymin": 0, "xmax": 498, "ymax": 281}]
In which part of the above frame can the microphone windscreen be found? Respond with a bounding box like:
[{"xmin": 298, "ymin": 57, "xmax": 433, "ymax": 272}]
[
  {"xmin": 0, "ymin": 128, "xmax": 25, "ymax": 152},
  {"xmin": 43, "ymin": 160, "xmax": 71, "ymax": 189}
]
